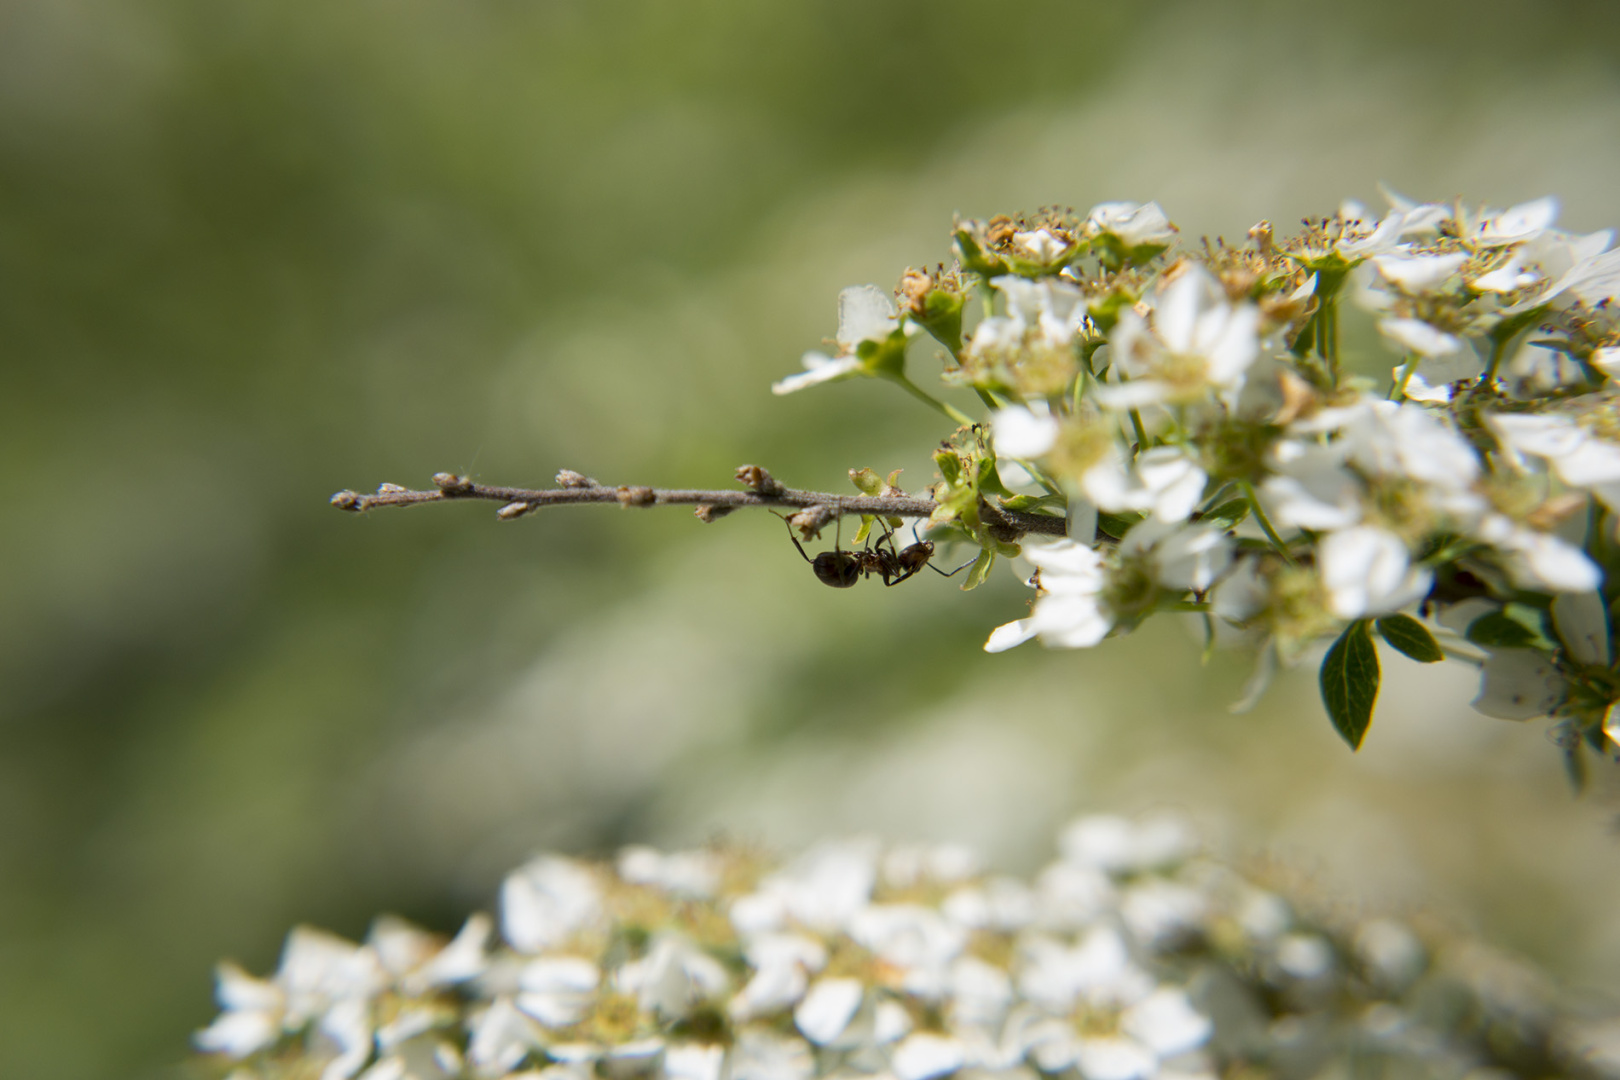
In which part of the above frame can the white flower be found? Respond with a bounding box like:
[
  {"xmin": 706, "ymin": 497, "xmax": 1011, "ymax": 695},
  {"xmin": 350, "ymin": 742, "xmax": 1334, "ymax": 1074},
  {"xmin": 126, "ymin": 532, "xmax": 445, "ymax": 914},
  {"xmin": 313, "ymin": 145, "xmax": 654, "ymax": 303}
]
[
  {"xmin": 1487, "ymin": 410, "xmax": 1620, "ymax": 507},
  {"xmin": 618, "ymin": 847, "xmax": 722, "ymax": 899},
  {"xmin": 1019, "ymin": 926, "xmax": 1153, "ymax": 1011},
  {"xmin": 1120, "ymin": 988, "xmax": 1213, "ymax": 1058},
  {"xmin": 1472, "ymin": 648, "xmax": 1566, "ymax": 720},
  {"xmin": 502, "ymin": 856, "xmax": 603, "ymax": 953},
  {"xmin": 1377, "ymin": 317, "xmax": 1465, "ymax": 360},
  {"xmin": 733, "ymin": 838, "xmax": 879, "ymax": 934},
  {"xmin": 1473, "ymin": 196, "xmax": 1558, "ymax": 247},
  {"xmin": 1083, "ymin": 201, "xmax": 1177, "ymax": 251},
  {"xmin": 1261, "ymin": 440, "xmax": 1362, "ymax": 532},
  {"xmin": 1059, "ymin": 815, "xmax": 1196, "ymax": 876},
  {"xmin": 731, "ymin": 963, "xmax": 811, "ymax": 1022},
  {"xmin": 1083, "ymin": 446, "xmax": 1207, "ymax": 524},
  {"xmin": 1118, "ymin": 520, "xmax": 1232, "ymax": 592},
  {"xmin": 195, "ymin": 963, "xmax": 284, "ymax": 1057},
  {"xmin": 772, "ymin": 352, "xmax": 863, "ymax": 395},
  {"xmin": 893, "ymin": 1034, "xmax": 970, "ymax": 1080},
  {"xmin": 773, "ymin": 285, "xmax": 900, "ymax": 395},
  {"xmin": 984, "ymin": 540, "xmax": 1113, "ymax": 653},
  {"xmin": 793, "ymin": 978, "xmax": 864, "ymax": 1045},
  {"xmin": 615, "ymin": 936, "xmax": 730, "ymax": 1021},
  {"xmin": 664, "ymin": 1044, "xmax": 726, "ymax": 1080},
  {"xmin": 993, "ymin": 404, "xmax": 1060, "ymax": 460},
  {"xmin": 516, "ymin": 956, "xmax": 600, "ymax": 1028},
  {"xmin": 942, "ymin": 877, "xmax": 1037, "ymax": 933},
  {"xmin": 467, "ymin": 998, "xmax": 541, "ymax": 1077},
  {"xmin": 1013, "ymin": 228, "xmax": 1074, "ymax": 264},
  {"xmin": 370, "ymin": 913, "xmax": 490, "ymax": 996},
  {"xmin": 949, "ymin": 956, "xmax": 1014, "ymax": 1029},
  {"xmin": 728, "ymin": 1031, "xmax": 815, "ymax": 1080},
  {"xmin": 1075, "ymin": 1037, "xmax": 1157, "ymax": 1080},
  {"xmin": 1317, "ymin": 526, "xmax": 1431, "ymax": 619},
  {"xmin": 1474, "ymin": 514, "xmax": 1600, "ymax": 592},
  {"xmin": 1099, "ymin": 267, "xmax": 1259, "ymax": 408},
  {"xmin": 1371, "ymin": 252, "xmax": 1467, "ymax": 294},
  {"xmin": 849, "ymin": 904, "xmax": 967, "ymax": 998}
]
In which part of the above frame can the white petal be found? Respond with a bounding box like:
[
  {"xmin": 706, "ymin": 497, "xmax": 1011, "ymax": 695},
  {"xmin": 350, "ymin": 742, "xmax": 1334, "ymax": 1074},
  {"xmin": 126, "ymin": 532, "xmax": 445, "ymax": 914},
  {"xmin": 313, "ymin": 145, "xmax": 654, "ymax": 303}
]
[
  {"xmin": 772, "ymin": 353, "xmax": 863, "ymax": 395},
  {"xmin": 1552, "ymin": 590, "xmax": 1612, "ymax": 665},
  {"xmin": 1378, "ymin": 317, "xmax": 1462, "ymax": 358},
  {"xmin": 993, "ymin": 406, "xmax": 1059, "ymax": 459},
  {"xmin": 793, "ymin": 978, "xmax": 863, "ymax": 1045},
  {"xmin": 836, "ymin": 285, "xmax": 898, "ymax": 348},
  {"xmin": 1121, "ymin": 988, "xmax": 1213, "ymax": 1057},
  {"xmin": 1075, "ymin": 1038, "xmax": 1156, "ymax": 1080},
  {"xmin": 1473, "ymin": 648, "xmax": 1566, "ymax": 720},
  {"xmin": 892, "ymin": 1034, "xmax": 968, "ymax": 1080},
  {"xmin": 1372, "ymin": 252, "xmax": 1467, "ymax": 292}
]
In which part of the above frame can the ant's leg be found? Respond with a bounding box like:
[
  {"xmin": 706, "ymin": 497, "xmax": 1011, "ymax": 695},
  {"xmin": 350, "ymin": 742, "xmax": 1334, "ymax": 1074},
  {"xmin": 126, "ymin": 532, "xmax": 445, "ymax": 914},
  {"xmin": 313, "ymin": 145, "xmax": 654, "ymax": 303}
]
[
  {"xmin": 930, "ymin": 554, "xmax": 978, "ymax": 578},
  {"xmin": 773, "ymin": 511, "xmax": 816, "ymax": 566}
]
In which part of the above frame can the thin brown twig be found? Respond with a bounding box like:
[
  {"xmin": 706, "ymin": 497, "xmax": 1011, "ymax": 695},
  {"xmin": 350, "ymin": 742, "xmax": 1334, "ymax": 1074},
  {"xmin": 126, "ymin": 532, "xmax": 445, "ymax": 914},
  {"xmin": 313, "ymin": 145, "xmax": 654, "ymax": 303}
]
[{"xmin": 329, "ymin": 466, "xmax": 1068, "ymax": 539}]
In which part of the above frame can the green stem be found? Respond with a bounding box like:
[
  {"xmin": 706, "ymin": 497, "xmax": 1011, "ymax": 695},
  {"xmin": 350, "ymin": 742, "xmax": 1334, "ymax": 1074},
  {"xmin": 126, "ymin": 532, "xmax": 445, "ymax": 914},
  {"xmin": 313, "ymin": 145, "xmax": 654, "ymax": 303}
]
[
  {"xmin": 1240, "ymin": 479, "xmax": 1295, "ymax": 565},
  {"xmin": 1482, "ymin": 333, "xmax": 1509, "ymax": 387},
  {"xmin": 1127, "ymin": 407, "xmax": 1149, "ymax": 452},
  {"xmin": 972, "ymin": 386, "xmax": 1003, "ymax": 413},
  {"xmin": 893, "ymin": 375, "xmax": 974, "ymax": 426}
]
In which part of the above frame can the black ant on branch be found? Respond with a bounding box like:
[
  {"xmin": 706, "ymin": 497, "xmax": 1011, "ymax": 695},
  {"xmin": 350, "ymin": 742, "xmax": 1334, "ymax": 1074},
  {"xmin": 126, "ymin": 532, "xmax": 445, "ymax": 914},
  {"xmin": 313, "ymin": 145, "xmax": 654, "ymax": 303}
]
[{"xmin": 777, "ymin": 514, "xmax": 969, "ymax": 588}]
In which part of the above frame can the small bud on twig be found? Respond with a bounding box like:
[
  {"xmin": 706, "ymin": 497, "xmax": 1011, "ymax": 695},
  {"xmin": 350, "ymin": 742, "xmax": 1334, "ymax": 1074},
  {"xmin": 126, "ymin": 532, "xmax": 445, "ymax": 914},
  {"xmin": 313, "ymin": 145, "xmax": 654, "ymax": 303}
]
[
  {"xmin": 433, "ymin": 473, "xmax": 476, "ymax": 495},
  {"xmin": 694, "ymin": 505, "xmax": 735, "ymax": 523},
  {"xmin": 556, "ymin": 470, "xmax": 597, "ymax": 489},
  {"xmin": 788, "ymin": 505, "xmax": 835, "ymax": 539},
  {"xmin": 330, "ymin": 490, "xmax": 362, "ymax": 511},
  {"xmin": 616, "ymin": 486, "xmax": 657, "ymax": 507},
  {"xmin": 497, "ymin": 501, "xmax": 537, "ymax": 520},
  {"xmin": 735, "ymin": 465, "xmax": 785, "ymax": 496}
]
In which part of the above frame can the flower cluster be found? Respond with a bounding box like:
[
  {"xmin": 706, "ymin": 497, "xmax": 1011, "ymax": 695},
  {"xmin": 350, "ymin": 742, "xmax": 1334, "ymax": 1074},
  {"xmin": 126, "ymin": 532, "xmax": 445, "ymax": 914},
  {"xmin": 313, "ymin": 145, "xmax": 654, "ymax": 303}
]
[
  {"xmin": 195, "ymin": 819, "xmax": 1620, "ymax": 1080},
  {"xmin": 775, "ymin": 193, "xmax": 1620, "ymax": 763}
]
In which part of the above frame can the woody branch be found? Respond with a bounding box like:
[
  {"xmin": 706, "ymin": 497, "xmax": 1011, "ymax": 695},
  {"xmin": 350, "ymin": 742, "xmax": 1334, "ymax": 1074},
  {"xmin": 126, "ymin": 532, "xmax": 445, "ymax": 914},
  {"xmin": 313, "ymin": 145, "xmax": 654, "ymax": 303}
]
[{"xmin": 329, "ymin": 465, "xmax": 1069, "ymax": 539}]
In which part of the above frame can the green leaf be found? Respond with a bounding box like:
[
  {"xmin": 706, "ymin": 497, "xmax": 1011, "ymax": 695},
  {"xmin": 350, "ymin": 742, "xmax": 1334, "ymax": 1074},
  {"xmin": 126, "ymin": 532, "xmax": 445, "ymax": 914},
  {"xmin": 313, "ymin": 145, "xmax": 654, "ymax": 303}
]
[
  {"xmin": 961, "ymin": 547, "xmax": 996, "ymax": 591},
  {"xmin": 1320, "ymin": 619, "xmax": 1380, "ymax": 750},
  {"xmin": 1095, "ymin": 510, "xmax": 1143, "ymax": 540},
  {"xmin": 849, "ymin": 468, "xmax": 884, "ymax": 496},
  {"xmin": 852, "ymin": 515, "xmax": 873, "ymax": 544},
  {"xmin": 1374, "ymin": 614, "xmax": 1444, "ymax": 663},
  {"xmin": 1466, "ymin": 610, "xmax": 1537, "ymax": 648},
  {"xmin": 1199, "ymin": 498, "xmax": 1251, "ymax": 532},
  {"xmin": 933, "ymin": 448, "xmax": 962, "ymax": 486}
]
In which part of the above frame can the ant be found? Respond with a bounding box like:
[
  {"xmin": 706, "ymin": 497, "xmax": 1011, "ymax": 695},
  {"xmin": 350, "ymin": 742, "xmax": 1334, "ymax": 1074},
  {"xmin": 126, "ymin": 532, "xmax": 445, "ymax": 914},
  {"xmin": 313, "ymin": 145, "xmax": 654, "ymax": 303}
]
[{"xmin": 778, "ymin": 514, "xmax": 968, "ymax": 588}]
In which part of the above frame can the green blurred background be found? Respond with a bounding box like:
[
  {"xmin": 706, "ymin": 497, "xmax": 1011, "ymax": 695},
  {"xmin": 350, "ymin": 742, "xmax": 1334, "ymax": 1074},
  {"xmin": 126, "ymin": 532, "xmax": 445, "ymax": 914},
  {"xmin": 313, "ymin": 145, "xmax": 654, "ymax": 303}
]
[{"xmin": 5, "ymin": 1, "xmax": 1620, "ymax": 1075}]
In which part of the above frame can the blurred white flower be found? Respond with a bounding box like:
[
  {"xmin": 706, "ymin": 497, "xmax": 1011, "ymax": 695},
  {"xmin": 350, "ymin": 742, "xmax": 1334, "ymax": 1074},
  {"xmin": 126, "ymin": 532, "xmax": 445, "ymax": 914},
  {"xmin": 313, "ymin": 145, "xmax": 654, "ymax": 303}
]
[
  {"xmin": 993, "ymin": 403, "xmax": 1060, "ymax": 460},
  {"xmin": 1371, "ymin": 252, "xmax": 1468, "ymax": 294},
  {"xmin": 502, "ymin": 856, "xmax": 603, "ymax": 953},
  {"xmin": 984, "ymin": 540, "xmax": 1112, "ymax": 652},
  {"xmin": 618, "ymin": 847, "xmax": 722, "ymax": 899},
  {"xmin": 615, "ymin": 936, "xmax": 730, "ymax": 1021},
  {"xmin": 1099, "ymin": 267, "xmax": 1260, "ymax": 408},
  {"xmin": 1118, "ymin": 520, "xmax": 1232, "ymax": 592},
  {"xmin": 1083, "ymin": 446, "xmax": 1207, "ymax": 524},
  {"xmin": 1317, "ymin": 526, "xmax": 1430, "ymax": 619},
  {"xmin": 516, "ymin": 956, "xmax": 600, "ymax": 1027}
]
